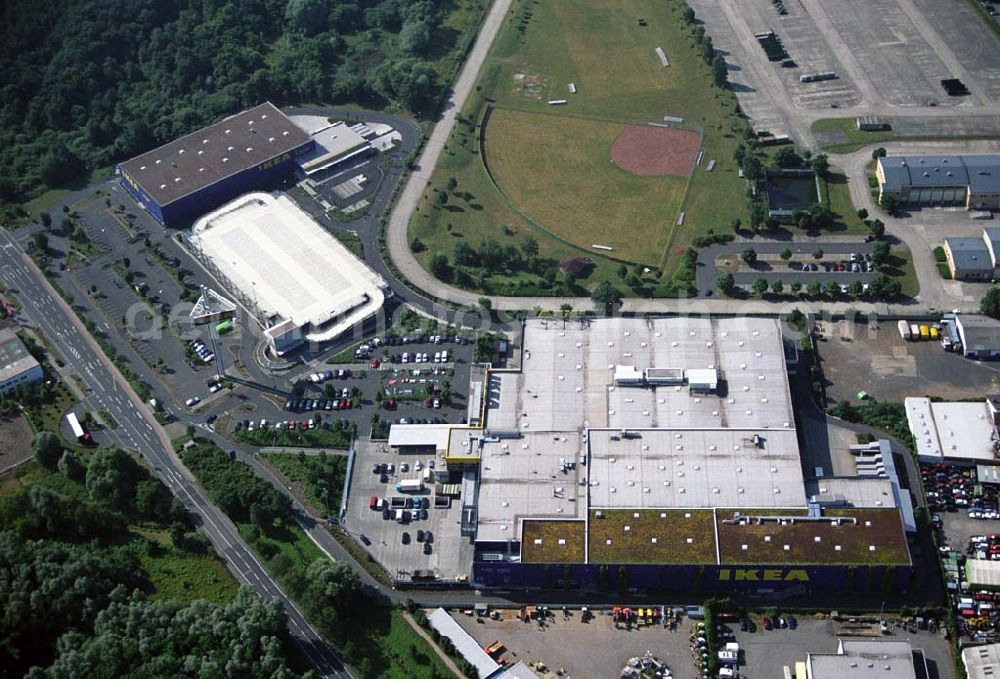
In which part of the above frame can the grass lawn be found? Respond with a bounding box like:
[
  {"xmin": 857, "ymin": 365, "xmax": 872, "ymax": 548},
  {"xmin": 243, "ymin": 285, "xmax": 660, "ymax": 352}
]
[
  {"xmin": 234, "ymin": 422, "xmax": 353, "ymax": 449},
  {"xmin": 933, "ymin": 246, "xmax": 953, "ymax": 279},
  {"xmin": 485, "ymin": 108, "xmax": 687, "ymax": 264},
  {"xmin": 134, "ymin": 526, "xmax": 238, "ymax": 604},
  {"xmin": 811, "ymin": 118, "xmax": 895, "ymax": 153},
  {"xmin": 883, "ymin": 249, "xmax": 920, "ymax": 298},
  {"xmin": 823, "ymin": 173, "xmax": 869, "ymax": 235},
  {"xmin": 410, "ymin": 0, "xmax": 746, "ymax": 288},
  {"xmin": 260, "ymin": 451, "xmax": 348, "ymax": 516}
]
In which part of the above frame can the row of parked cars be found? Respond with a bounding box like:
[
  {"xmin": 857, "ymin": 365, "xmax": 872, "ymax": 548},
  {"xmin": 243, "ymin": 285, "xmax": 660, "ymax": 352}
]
[
  {"xmin": 284, "ymin": 395, "xmax": 355, "ymax": 412},
  {"xmin": 373, "ymin": 334, "xmax": 469, "ymax": 347},
  {"xmin": 308, "ymin": 369, "xmax": 352, "ymax": 383},
  {"xmin": 189, "ymin": 338, "xmax": 215, "ymax": 363}
]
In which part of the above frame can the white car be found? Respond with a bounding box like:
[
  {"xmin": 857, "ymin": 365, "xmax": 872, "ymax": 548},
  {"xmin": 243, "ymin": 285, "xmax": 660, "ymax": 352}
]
[
  {"xmin": 209, "ymin": 383, "xmax": 222, "ymax": 393},
  {"xmin": 309, "ymin": 373, "xmax": 322, "ymax": 383},
  {"xmin": 401, "ymin": 463, "xmax": 409, "ymax": 472},
  {"xmin": 185, "ymin": 396, "xmax": 200, "ymax": 407},
  {"xmin": 415, "ymin": 461, "xmax": 423, "ymax": 471}
]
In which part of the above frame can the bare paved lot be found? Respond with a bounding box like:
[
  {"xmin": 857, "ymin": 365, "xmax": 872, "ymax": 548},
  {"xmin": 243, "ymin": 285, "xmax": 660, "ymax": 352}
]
[
  {"xmin": 814, "ymin": 320, "xmax": 1000, "ymax": 405},
  {"xmin": 448, "ymin": 608, "xmax": 697, "ymax": 679},
  {"xmin": 0, "ymin": 415, "xmax": 33, "ymax": 473},
  {"xmin": 736, "ymin": 615, "xmax": 954, "ymax": 679}
]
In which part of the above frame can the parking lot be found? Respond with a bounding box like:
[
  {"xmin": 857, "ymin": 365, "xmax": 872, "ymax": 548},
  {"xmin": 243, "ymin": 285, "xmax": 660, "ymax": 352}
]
[
  {"xmin": 813, "ymin": 319, "xmax": 1000, "ymax": 405},
  {"xmin": 343, "ymin": 439, "xmax": 472, "ymax": 581},
  {"xmin": 446, "ymin": 608, "xmax": 697, "ymax": 679},
  {"xmin": 734, "ymin": 615, "xmax": 955, "ymax": 679}
]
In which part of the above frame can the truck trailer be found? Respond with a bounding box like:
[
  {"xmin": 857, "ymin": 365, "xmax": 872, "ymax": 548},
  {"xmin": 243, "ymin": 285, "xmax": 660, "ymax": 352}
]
[
  {"xmin": 897, "ymin": 320, "xmax": 911, "ymax": 340},
  {"xmin": 66, "ymin": 412, "xmax": 94, "ymax": 445},
  {"xmin": 396, "ymin": 479, "xmax": 424, "ymax": 493}
]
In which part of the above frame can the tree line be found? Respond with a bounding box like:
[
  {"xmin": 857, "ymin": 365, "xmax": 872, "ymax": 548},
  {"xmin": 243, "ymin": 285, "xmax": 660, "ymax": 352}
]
[
  {"xmin": 0, "ymin": 0, "xmax": 480, "ymax": 202},
  {"xmin": 2, "ymin": 432, "xmax": 302, "ymax": 677}
]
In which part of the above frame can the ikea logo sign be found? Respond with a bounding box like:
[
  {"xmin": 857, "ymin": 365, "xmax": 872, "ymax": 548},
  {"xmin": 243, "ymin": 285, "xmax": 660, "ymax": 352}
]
[{"xmin": 718, "ymin": 568, "xmax": 809, "ymax": 582}]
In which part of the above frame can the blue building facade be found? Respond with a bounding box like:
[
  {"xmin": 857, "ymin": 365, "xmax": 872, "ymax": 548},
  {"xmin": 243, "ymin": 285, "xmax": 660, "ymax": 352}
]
[{"xmin": 118, "ymin": 143, "xmax": 313, "ymax": 226}]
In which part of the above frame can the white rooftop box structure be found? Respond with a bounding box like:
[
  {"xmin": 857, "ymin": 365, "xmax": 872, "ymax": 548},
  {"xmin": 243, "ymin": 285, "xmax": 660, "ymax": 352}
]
[
  {"xmin": 905, "ymin": 397, "xmax": 999, "ymax": 463},
  {"xmin": 685, "ymin": 368, "xmax": 719, "ymax": 392},
  {"xmin": 614, "ymin": 365, "xmax": 644, "ymax": 385}
]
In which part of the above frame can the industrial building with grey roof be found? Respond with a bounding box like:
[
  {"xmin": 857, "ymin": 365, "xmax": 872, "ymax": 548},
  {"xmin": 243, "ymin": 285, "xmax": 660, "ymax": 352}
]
[{"xmin": 876, "ymin": 154, "xmax": 1000, "ymax": 210}]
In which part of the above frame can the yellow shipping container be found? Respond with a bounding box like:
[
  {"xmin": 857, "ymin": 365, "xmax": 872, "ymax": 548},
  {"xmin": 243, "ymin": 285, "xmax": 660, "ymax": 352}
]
[
  {"xmin": 930, "ymin": 326, "xmax": 939, "ymax": 340},
  {"xmin": 919, "ymin": 325, "xmax": 929, "ymax": 339}
]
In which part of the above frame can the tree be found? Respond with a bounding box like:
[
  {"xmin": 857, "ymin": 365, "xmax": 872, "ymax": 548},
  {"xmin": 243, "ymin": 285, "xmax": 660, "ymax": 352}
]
[
  {"xmin": 826, "ymin": 280, "xmax": 841, "ymax": 296},
  {"xmin": 771, "ymin": 279, "xmax": 784, "ymax": 295},
  {"xmin": 810, "ymin": 153, "xmax": 829, "ymax": 177},
  {"xmin": 982, "ymin": 287, "xmax": 1000, "ymax": 320},
  {"xmin": 57, "ymin": 450, "xmax": 85, "ymax": 482},
  {"xmin": 790, "ymin": 280, "xmax": 802, "ymax": 294},
  {"xmin": 773, "ymin": 146, "xmax": 803, "ymax": 169},
  {"xmin": 880, "ymin": 194, "xmax": 899, "ymax": 214},
  {"xmin": 872, "ymin": 147, "xmax": 887, "ymax": 160},
  {"xmin": 447, "ymin": 176, "xmax": 458, "ymax": 192},
  {"xmin": 39, "ymin": 211, "xmax": 52, "ymax": 229},
  {"xmin": 872, "ymin": 241, "xmax": 891, "ymax": 266},
  {"xmin": 741, "ymin": 248, "xmax": 757, "ymax": 266},
  {"xmin": 284, "ymin": 0, "xmax": 329, "ymax": 35},
  {"xmin": 410, "ymin": 237, "xmax": 426, "ymax": 253},
  {"xmin": 617, "ymin": 263, "xmax": 628, "ymax": 279},
  {"xmin": 857, "ymin": 208, "xmax": 868, "ymax": 220},
  {"xmin": 478, "ymin": 297, "xmax": 492, "ymax": 313},
  {"xmin": 730, "ymin": 218, "xmax": 742, "ymax": 233},
  {"xmin": 85, "ymin": 447, "xmax": 138, "ymax": 513},
  {"xmin": 453, "ymin": 241, "xmax": 477, "ymax": 267},
  {"xmin": 429, "ymin": 252, "xmax": 451, "ymax": 281},
  {"xmin": 33, "ymin": 232, "xmax": 49, "ymax": 254},
  {"xmin": 869, "ymin": 219, "xmax": 885, "ymax": 239},
  {"xmin": 779, "ymin": 248, "xmax": 792, "ymax": 261},
  {"xmin": 591, "ymin": 281, "xmax": 623, "ymax": 314},
  {"xmin": 436, "ymin": 190, "xmax": 448, "ymax": 205},
  {"xmin": 812, "ymin": 248, "xmax": 824, "ymax": 260},
  {"xmin": 32, "ymin": 431, "xmax": 62, "ymax": 470},
  {"xmin": 752, "ymin": 278, "xmax": 769, "ymax": 296},
  {"xmin": 807, "ymin": 281, "xmax": 822, "ymax": 297},
  {"xmin": 520, "ymin": 236, "xmax": 538, "ymax": 259},
  {"xmin": 712, "ymin": 55, "xmax": 728, "ymax": 87},
  {"xmin": 716, "ymin": 272, "xmax": 736, "ymax": 294},
  {"xmin": 682, "ymin": 7, "xmax": 696, "ymax": 23},
  {"xmin": 849, "ymin": 280, "xmax": 864, "ymax": 297},
  {"xmin": 302, "ymin": 558, "xmax": 360, "ymax": 637},
  {"xmin": 560, "ymin": 303, "xmax": 573, "ymax": 317},
  {"xmin": 868, "ymin": 275, "xmax": 901, "ymax": 302}
]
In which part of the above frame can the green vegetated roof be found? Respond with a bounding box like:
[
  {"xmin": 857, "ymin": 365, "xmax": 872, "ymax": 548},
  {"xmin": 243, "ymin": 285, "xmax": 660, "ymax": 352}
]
[
  {"xmin": 716, "ymin": 507, "xmax": 910, "ymax": 566},
  {"xmin": 520, "ymin": 520, "xmax": 586, "ymax": 564},
  {"xmin": 587, "ymin": 509, "xmax": 717, "ymax": 565}
]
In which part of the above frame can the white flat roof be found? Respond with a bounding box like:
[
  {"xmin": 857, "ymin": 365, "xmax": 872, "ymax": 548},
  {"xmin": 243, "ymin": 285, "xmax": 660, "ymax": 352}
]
[
  {"xmin": 963, "ymin": 643, "xmax": 1000, "ymax": 679},
  {"xmin": 809, "ymin": 639, "xmax": 919, "ymax": 679},
  {"xmin": 191, "ymin": 192, "xmax": 386, "ymax": 342},
  {"xmin": 967, "ymin": 559, "xmax": 1000, "ymax": 588},
  {"xmin": 388, "ymin": 423, "xmax": 453, "ymax": 451},
  {"xmin": 905, "ymin": 397, "xmax": 998, "ymax": 462},
  {"xmin": 426, "ymin": 608, "xmax": 500, "ymax": 679},
  {"xmin": 587, "ymin": 428, "xmax": 806, "ymax": 509}
]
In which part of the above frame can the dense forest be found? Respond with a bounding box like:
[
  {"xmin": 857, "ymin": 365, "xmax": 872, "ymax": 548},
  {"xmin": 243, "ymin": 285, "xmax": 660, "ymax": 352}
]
[
  {"xmin": 0, "ymin": 435, "xmax": 302, "ymax": 678},
  {"xmin": 0, "ymin": 0, "xmax": 481, "ymax": 201}
]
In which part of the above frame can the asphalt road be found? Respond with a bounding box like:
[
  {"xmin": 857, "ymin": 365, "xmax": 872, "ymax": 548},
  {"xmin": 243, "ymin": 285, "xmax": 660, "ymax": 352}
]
[{"xmin": 0, "ymin": 229, "xmax": 354, "ymax": 679}]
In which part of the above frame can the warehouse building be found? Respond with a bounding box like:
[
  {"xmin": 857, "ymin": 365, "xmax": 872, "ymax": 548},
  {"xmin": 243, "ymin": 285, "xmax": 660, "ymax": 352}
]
[
  {"xmin": 905, "ymin": 396, "xmax": 1000, "ymax": 463},
  {"xmin": 387, "ymin": 318, "xmax": 912, "ymax": 593},
  {"xmin": 953, "ymin": 314, "xmax": 1000, "ymax": 359},
  {"xmin": 803, "ymin": 639, "xmax": 928, "ymax": 679},
  {"xmin": 0, "ymin": 328, "xmax": 44, "ymax": 396},
  {"xmin": 117, "ymin": 102, "xmax": 313, "ymax": 225},
  {"xmin": 876, "ymin": 154, "xmax": 1000, "ymax": 210},
  {"xmin": 944, "ymin": 237, "xmax": 995, "ymax": 280},
  {"xmin": 963, "ymin": 643, "xmax": 1000, "ymax": 679},
  {"xmin": 191, "ymin": 192, "xmax": 389, "ymax": 354}
]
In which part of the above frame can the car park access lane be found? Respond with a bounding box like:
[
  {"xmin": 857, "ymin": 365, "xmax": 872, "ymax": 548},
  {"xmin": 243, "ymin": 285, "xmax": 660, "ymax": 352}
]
[{"xmin": 0, "ymin": 230, "xmax": 354, "ymax": 679}]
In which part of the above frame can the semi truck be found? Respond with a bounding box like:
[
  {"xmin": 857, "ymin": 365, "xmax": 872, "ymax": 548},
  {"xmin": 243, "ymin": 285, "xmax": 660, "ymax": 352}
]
[
  {"xmin": 396, "ymin": 479, "xmax": 424, "ymax": 493},
  {"xmin": 66, "ymin": 412, "xmax": 94, "ymax": 445}
]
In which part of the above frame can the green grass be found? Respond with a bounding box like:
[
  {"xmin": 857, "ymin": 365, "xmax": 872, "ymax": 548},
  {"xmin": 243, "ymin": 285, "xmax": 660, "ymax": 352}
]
[
  {"xmin": 240, "ymin": 521, "xmax": 325, "ymax": 574},
  {"xmin": 932, "ymin": 245, "xmax": 952, "ymax": 279},
  {"xmin": 333, "ymin": 230, "xmax": 363, "ymax": 258},
  {"xmin": 485, "ymin": 108, "xmax": 688, "ymax": 264},
  {"xmin": 823, "ymin": 173, "xmax": 869, "ymax": 234},
  {"xmin": 811, "ymin": 118, "xmax": 895, "ymax": 153},
  {"xmin": 134, "ymin": 526, "xmax": 239, "ymax": 603},
  {"xmin": 883, "ymin": 250, "xmax": 920, "ymax": 298},
  {"xmin": 410, "ymin": 0, "xmax": 747, "ymax": 289},
  {"xmin": 21, "ymin": 382, "xmax": 77, "ymax": 438},
  {"xmin": 260, "ymin": 452, "xmax": 348, "ymax": 516},
  {"xmin": 22, "ymin": 167, "xmax": 113, "ymax": 218}
]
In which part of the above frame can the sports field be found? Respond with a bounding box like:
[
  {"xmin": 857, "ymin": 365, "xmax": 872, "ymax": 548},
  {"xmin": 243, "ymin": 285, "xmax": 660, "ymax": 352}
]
[
  {"xmin": 410, "ymin": 0, "xmax": 745, "ymax": 284},
  {"xmin": 484, "ymin": 109, "xmax": 690, "ymax": 263}
]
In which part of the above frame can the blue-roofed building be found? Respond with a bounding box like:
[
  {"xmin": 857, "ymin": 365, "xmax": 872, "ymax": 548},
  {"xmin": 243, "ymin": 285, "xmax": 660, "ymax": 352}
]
[
  {"xmin": 876, "ymin": 155, "xmax": 1000, "ymax": 210},
  {"xmin": 944, "ymin": 236, "xmax": 993, "ymax": 280}
]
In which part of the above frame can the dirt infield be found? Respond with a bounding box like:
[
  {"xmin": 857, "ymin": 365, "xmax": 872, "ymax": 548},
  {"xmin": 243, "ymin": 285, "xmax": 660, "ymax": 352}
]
[
  {"xmin": 0, "ymin": 415, "xmax": 33, "ymax": 473},
  {"xmin": 610, "ymin": 125, "xmax": 700, "ymax": 177}
]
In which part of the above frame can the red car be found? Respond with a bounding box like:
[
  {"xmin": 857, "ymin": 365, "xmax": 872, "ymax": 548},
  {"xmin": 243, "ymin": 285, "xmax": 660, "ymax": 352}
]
[{"xmin": 762, "ymin": 616, "xmax": 773, "ymax": 630}]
